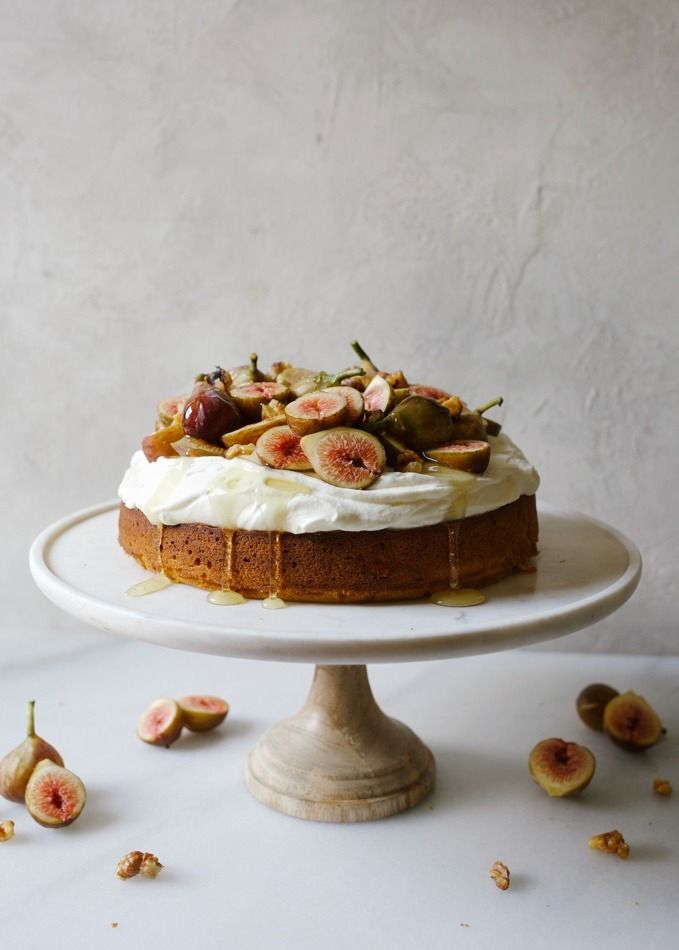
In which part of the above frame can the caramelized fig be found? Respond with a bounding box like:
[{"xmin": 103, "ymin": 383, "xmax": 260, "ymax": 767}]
[
  {"xmin": 603, "ymin": 691, "xmax": 663, "ymax": 751},
  {"xmin": 142, "ymin": 418, "xmax": 184, "ymax": 461},
  {"xmin": 275, "ymin": 366, "xmax": 318, "ymax": 397},
  {"xmin": 301, "ymin": 427, "xmax": 386, "ymax": 489},
  {"xmin": 363, "ymin": 375, "xmax": 394, "ymax": 414},
  {"xmin": 0, "ymin": 701, "xmax": 64, "ymax": 803},
  {"xmin": 136, "ymin": 699, "xmax": 184, "ymax": 747},
  {"xmin": 229, "ymin": 381, "xmax": 289, "ymax": 421},
  {"xmin": 377, "ymin": 395, "xmax": 454, "ymax": 451},
  {"xmin": 576, "ymin": 683, "xmax": 620, "ymax": 731},
  {"xmin": 171, "ymin": 435, "xmax": 226, "ymax": 457},
  {"xmin": 255, "ymin": 425, "xmax": 312, "ymax": 470},
  {"xmin": 423, "ymin": 440, "xmax": 491, "ymax": 474},
  {"xmin": 228, "ymin": 353, "xmax": 271, "ymax": 386},
  {"xmin": 221, "ymin": 416, "xmax": 285, "ymax": 448},
  {"xmin": 156, "ymin": 395, "xmax": 189, "ymax": 427},
  {"xmin": 528, "ymin": 738, "xmax": 595, "ymax": 797},
  {"xmin": 182, "ymin": 384, "xmax": 243, "ymax": 445},
  {"xmin": 177, "ymin": 696, "xmax": 229, "ymax": 732},
  {"xmin": 285, "ymin": 391, "xmax": 348, "ymax": 436},
  {"xmin": 322, "ymin": 386, "xmax": 364, "ymax": 425},
  {"xmin": 24, "ymin": 760, "xmax": 86, "ymax": 828},
  {"xmin": 409, "ymin": 384, "xmax": 451, "ymax": 401}
]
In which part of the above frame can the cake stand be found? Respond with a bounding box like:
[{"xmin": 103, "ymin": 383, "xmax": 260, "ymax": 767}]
[{"xmin": 29, "ymin": 501, "xmax": 641, "ymax": 823}]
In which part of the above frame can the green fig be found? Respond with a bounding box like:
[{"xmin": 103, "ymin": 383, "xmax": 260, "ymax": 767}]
[
  {"xmin": 374, "ymin": 395, "xmax": 454, "ymax": 451},
  {"xmin": 0, "ymin": 702, "xmax": 64, "ymax": 803}
]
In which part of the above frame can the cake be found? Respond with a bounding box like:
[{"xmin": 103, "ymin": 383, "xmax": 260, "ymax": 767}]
[{"xmin": 118, "ymin": 344, "xmax": 539, "ymax": 603}]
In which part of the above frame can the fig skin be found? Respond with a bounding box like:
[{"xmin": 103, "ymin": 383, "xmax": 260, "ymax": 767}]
[
  {"xmin": 136, "ymin": 698, "xmax": 184, "ymax": 747},
  {"xmin": 603, "ymin": 691, "xmax": 663, "ymax": 751},
  {"xmin": 255, "ymin": 425, "xmax": 312, "ymax": 471},
  {"xmin": 528, "ymin": 738, "xmax": 595, "ymax": 797},
  {"xmin": 423, "ymin": 440, "xmax": 491, "ymax": 474},
  {"xmin": 301, "ymin": 427, "xmax": 386, "ymax": 489},
  {"xmin": 322, "ymin": 386, "xmax": 364, "ymax": 425},
  {"xmin": 177, "ymin": 696, "xmax": 229, "ymax": 733},
  {"xmin": 24, "ymin": 759, "xmax": 86, "ymax": 828},
  {"xmin": 0, "ymin": 701, "xmax": 64, "ymax": 804},
  {"xmin": 576, "ymin": 683, "xmax": 620, "ymax": 731},
  {"xmin": 285, "ymin": 392, "xmax": 349, "ymax": 436}
]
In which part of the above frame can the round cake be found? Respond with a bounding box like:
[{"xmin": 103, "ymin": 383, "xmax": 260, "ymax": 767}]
[{"xmin": 118, "ymin": 345, "xmax": 539, "ymax": 603}]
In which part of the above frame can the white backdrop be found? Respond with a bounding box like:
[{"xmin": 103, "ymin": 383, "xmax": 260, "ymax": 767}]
[{"xmin": 2, "ymin": 0, "xmax": 678, "ymax": 654}]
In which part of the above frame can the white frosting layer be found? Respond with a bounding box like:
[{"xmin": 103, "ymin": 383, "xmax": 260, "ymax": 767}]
[{"xmin": 118, "ymin": 432, "xmax": 539, "ymax": 534}]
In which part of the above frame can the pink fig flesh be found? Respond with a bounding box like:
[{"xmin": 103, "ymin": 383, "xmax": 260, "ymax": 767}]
[
  {"xmin": 285, "ymin": 392, "xmax": 348, "ymax": 436},
  {"xmin": 423, "ymin": 440, "xmax": 491, "ymax": 474},
  {"xmin": 25, "ymin": 760, "xmax": 86, "ymax": 827},
  {"xmin": 529, "ymin": 738, "xmax": 595, "ymax": 797},
  {"xmin": 409, "ymin": 384, "xmax": 451, "ymax": 401},
  {"xmin": 0, "ymin": 701, "xmax": 64, "ymax": 803},
  {"xmin": 301, "ymin": 428, "xmax": 386, "ymax": 489},
  {"xmin": 322, "ymin": 386, "xmax": 364, "ymax": 425},
  {"xmin": 255, "ymin": 425, "xmax": 312, "ymax": 470},
  {"xmin": 136, "ymin": 698, "xmax": 184, "ymax": 747},
  {"xmin": 362, "ymin": 375, "xmax": 394, "ymax": 414},
  {"xmin": 177, "ymin": 696, "xmax": 229, "ymax": 732}
]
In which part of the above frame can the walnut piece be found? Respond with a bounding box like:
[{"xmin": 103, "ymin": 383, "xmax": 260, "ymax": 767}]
[
  {"xmin": 588, "ymin": 829, "xmax": 630, "ymax": 860},
  {"xmin": 489, "ymin": 860, "xmax": 510, "ymax": 890},
  {"xmin": 0, "ymin": 820, "xmax": 15, "ymax": 842},
  {"xmin": 653, "ymin": 778, "xmax": 672, "ymax": 796},
  {"xmin": 116, "ymin": 850, "xmax": 163, "ymax": 880}
]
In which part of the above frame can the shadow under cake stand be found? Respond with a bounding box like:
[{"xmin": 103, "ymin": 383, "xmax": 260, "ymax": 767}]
[{"xmin": 30, "ymin": 501, "xmax": 640, "ymax": 823}]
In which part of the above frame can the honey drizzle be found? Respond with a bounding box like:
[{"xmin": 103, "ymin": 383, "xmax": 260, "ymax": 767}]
[
  {"xmin": 207, "ymin": 530, "xmax": 245, "ymax": 605},
  {"xmin": 262, "ymin": 531, "xmax": 287, "ymax": 609},
  {"xmin": 447, "ymin": 523, "xmax": 460, "ymax": 590}
]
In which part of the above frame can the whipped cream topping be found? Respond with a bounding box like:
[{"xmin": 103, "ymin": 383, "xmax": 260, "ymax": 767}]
[{"xmin": 118, "ymin": 432, "xmax": 539, "ymax": 534}]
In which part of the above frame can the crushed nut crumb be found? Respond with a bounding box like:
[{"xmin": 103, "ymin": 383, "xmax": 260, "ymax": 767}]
[
  {"xmin": 588, "ymin": 829, "xmax": 629, "ymax": 860},
  {"xmin": 489, "ymin": 860, "xmax": 510, "ymax": 890},
  {"xmin": 116, "ymin": 851, "xmax": 163, "ymax": 880},
  {"xmin": 653, "ymin": 778, "xmax": 672, "ymax": 796},
  {"xmin": 0, "ymin": 820, "xmax": 15, "ymax": 842},
  {"xmin": 225, "ymin": 443, "xmax": 255, "ymax": 459}
]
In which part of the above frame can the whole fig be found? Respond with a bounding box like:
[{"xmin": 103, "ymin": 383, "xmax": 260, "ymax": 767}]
[{"xmin": 0, "ymin": 701, "xmax": 64, "ymax": 803}]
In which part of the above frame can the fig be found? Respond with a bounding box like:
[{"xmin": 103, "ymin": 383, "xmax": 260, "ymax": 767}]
[
  {"xmin": 0, "ymin": 701, "xmax": 64, "ymax": 803},
  {"xmin": 301, "ymin": 427, "xmax": 386, "ymax": 489},
  {"xmin": 576, "ymin": 683, "xmax": 620, "ymax": 731},
  {"xmin": 221, "ymin": 415, "xmax": 285, "ymax": 448},
  {"xmin": 528, "ymin": 738, "xmax": 595, "ymax": 797},
  {"xmin": 171, "ymin": 435, "xmax": 226, "ymax": 457},
  {"xmin": 229, "ymin": 381, "xmax": 290, "ymax": 421},
  {"xmin": 182, "ymin": 384, "xmax": 243, "ymax": 445},
  {"xmin": 275, "ymin": 365, "xmax": 318, "ymax": 397},
  {"xmin": 25, "ymin": 760, "xmax": 86, "ymax": 828},
  {"xmin": 363, "ymin": 375, "xmax": 394, "ymax": 414},
  {"xmin": 603, "ymin": 691, "xmax": 663, "ymax": 751},
  {"xmin": 350, "ymin": 339, "xmax": 380, "ymax": 377},
  {"xmin": 227, "ymin": 353, "xmax": 271, "ymax": 386},
  {"xmin": 136, "ymin": 698, "xmax": 184, "ymax": 747},
  {"xmin": 409, "ymin": 384, "xmax": 451, "ymax": 401},
  {"xmin": 255, "ymin": 425, "xmax": 312, "ymax": 470},
  {"xmin": 285, "ymin": 391, "xmax": 348, "ymax": 436},
  {"xmin": 177, "ymin": 696, "xmax": 229, "ymax": 732},
  {"xmin": 423, "ymin": 440, "xmax": 491, "ymax": 474},
  {"xmin": 376, "ymin": 395, "xmax": 454, "ymax": 451},
  {"xmin": 448, "ymin": 411, "xmax": 489, "ymax": 442},
  {"xmin": 142, "ymin": 418, "xmax": 184, "ymax": 461},
  {"xmin": 156, "ymin": 394, "xmax": 189, "ymax": 427},
  {"xmin": 322, "ymin": 386, "xmax": 364, "ymax": 425}
]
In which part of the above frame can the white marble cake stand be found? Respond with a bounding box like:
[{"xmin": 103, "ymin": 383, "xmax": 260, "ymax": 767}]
[{"xmin": 30, "ymin": 501, "xmax": 640, "ymax": 822}]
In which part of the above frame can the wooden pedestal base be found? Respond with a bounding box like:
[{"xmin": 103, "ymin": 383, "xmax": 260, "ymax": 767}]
[{"xmin": 246, "ymin": 664, "xmax": 436, "ymax": 822}]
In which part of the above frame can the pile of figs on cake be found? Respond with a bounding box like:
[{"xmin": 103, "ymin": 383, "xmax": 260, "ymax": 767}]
[{"xmin": 141, "ymin": 341, "xmax": 504, "ymax": 490}]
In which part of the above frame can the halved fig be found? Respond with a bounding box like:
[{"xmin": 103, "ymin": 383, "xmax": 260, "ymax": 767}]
[
  {"xmin": 177, "ymin": 696, "xmax": 229, "ymax": 733},
  {"xmin": 409, "ymin": 384, "xmax": 451, "ymax": 401},
  {"xmin": 229, "ymin": 381, "xmax": 290, "ymax": 421},
  {"xmin": 0, "ymin": 701, "xmax": 64, "ymax": 804},
  {"xmin": 576, "ymin": 683, "xmax": 620, "ymax": 731},
  {"xmin": 256, "ymin": 425, "xmax": 312, "ymax": 470},
  {"xmin": 285, "ymin": 391, "xmax": 348, "ymax": 436},
  {"xmin": 423, "ymin": 440, "xmax": 491, "ymax": 474},
  {"xmin": 301, "ymin": 428, "xmax": 386, "ymax": 489},
  {"xmin": 363, "ymin": 375, "xmax": 394, "ymax": 414},
  {"xmin": 25, "ymin": 760, "xmax": 86, "ymax": 827},
  {"xmin": 221, "ymin": 415, "xmax": 285, "ymax": 448},
  {"xmin": 322, "ymin": 386, "xmax": 364, "ymax": 425},
  {"xmin": 142, "ymin": 418, "xmax": 184, "ymax": 461},
  {"xmin": 528, "ymin": 738, "xmax": 595, "ymax": 797},
  {"xmin": 136, "ymin": 699, "xmax": 184, "ymax": 747},
  {"xmin": 157, "ymin": 395, "xmax": 189, "ymax": 427},
  {"xmin": 603, "ymin": 691, "xmax": 663, "ymax": 751},
  {"xmin": 275, "ymin": 366, "xmax": 318, "ymax": 397},
  {"xmin": 171, "ymin": 435, "xmax": 226, "ymax": 457}
]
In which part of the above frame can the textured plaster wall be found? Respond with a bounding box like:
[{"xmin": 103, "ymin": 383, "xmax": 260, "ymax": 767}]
[{"xmin": 1, "ymin": 1, "xmax": 678, "ymax": 655}]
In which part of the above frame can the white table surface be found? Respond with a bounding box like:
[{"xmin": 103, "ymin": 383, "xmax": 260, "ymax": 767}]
[{"xmin": 0, "ymin": 639, "xmax": 676, "ymax": 950}]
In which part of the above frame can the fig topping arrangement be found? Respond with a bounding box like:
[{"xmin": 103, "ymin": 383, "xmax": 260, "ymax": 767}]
[
  {"xmin": 140, "ymin": 342, "xmax": 504, "ymax": 489},
  {"xmin": 137, "ymin": 694, "xmax": 230, "ymax": 746}
]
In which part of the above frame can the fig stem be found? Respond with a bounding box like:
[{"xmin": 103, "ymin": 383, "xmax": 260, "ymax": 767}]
[
  {"xmin": 350, "ymin": 340, "xmax": 379, "ymax": 375},
  {"xmin": 249, "ymin": 353, "xmax": 259, "ymax": 379},
  {"xmin": 27, "ymin": 699, "xmax": 36, "ymax": 738},
  {"xmin": 475, "ymin": 396, "xmax": 504, "ymax": 416},
  {"xmin": 316, "ymin": 366, "xmax": 365, "ymax": 387}
]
